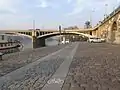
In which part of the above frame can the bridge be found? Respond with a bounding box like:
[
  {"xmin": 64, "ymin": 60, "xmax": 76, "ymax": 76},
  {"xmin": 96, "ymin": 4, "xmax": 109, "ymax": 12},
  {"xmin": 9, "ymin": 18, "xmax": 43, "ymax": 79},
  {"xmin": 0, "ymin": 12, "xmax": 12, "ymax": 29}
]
[
  {"xmin": 35, "ymin": 32, "xmax": 93, "ymax": 48},
  {"xmin": 94, "ymin": 5, "xmax": 120, "ymax": 44},
  {"xmin": 0, "ymin": 5, "xmax": 120, "ymax": 48},
  {"xmin": 1, "ymin": 28, "xmax": 95, "ymax": 38},
  {"xmin": 1, "ymin": 29, "xmax": 95, "ymax": 48}
]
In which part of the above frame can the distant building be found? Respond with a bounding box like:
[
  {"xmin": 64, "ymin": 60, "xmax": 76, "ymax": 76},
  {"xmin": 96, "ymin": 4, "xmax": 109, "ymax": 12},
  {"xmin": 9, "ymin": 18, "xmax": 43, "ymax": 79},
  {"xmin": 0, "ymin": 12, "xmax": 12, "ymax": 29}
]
[
  {"xmin": 0, "ymin": 34, "xmax": 13, "ymax": 43},
  {"xmin": 64, "ymin": 26, "xmax": 79, "ymax": 30}
]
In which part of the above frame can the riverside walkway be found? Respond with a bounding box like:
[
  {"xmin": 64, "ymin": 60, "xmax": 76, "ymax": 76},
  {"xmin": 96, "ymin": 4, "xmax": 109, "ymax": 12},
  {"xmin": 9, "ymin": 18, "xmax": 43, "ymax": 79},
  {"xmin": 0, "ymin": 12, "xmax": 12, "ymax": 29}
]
[
  {"xmin": 0, "ymin": 42, "xmax": 120, "ymax": 90},
  {"xmin": 0, "ymin": 44, "xmax": 67, "ymax": 76}
]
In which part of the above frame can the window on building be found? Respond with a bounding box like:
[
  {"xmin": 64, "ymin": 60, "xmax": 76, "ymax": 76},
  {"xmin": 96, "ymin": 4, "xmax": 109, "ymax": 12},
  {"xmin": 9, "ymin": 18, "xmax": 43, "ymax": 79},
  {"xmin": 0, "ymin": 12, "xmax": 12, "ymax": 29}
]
[
  {"xmin": 1, "ymin": 44, "xmax": 3, "ymax": 47},
  {"xmin": 5, "ymin": 44, "xmax": 7, "ymax": 47},
  {"xmin": 7, "ymin": 36, "xmax": 10, "ymax": 42},
  {"xmin": 1, "ymin": 35, "xmax": 4, "ymax": 40}
]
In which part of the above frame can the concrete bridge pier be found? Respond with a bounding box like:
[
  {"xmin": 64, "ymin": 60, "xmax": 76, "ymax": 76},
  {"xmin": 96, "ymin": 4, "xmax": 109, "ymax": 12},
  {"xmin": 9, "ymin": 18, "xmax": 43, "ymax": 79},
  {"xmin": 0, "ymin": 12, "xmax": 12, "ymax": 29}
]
[
  {"xmin": 107, "ymin": 31, "xmax": 120, "ymax": 44},
  {"xmin": 114, "ymin": 21, "xmax": 120, "ymax": 44},
  {"xmin": 114, "ymin": 31, "xmax": 120, "ymax": 44},
  {"xmin": 32, "ymin": 36, "xmax": 37, "ymax": 48},
  {"xmin": 32, "ymin": 37, "xmax": 46, "ymax": 48},
  {"xmin": 106, "ymin": 29, "xmax": 114, "ymax": 43},
  {"xmin": 36, "ymin": 38, "xmax": 46, "ymax": 48}
]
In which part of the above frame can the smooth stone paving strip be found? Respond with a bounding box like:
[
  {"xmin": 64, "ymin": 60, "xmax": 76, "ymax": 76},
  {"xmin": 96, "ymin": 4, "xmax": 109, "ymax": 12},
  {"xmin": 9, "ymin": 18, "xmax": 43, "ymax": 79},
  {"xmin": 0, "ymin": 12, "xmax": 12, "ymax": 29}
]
[
  {"xmin": 0, "ymin": 43, "xmax": 76, "ymax": 90},
  {"xmin": 42, "ymin": 42, "xmax": 79, "ymax": 90}
]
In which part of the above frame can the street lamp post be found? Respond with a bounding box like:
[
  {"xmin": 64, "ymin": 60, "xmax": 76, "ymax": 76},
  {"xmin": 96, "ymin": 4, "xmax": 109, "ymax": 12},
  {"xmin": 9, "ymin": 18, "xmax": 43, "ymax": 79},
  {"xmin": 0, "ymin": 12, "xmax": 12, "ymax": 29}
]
[
  {"xmin": 105, "ymin": 4, "xmax": 108, "ymax": 18},
  {"xmin": 32, "ymin": 20, "xmax": 36, "ymax": 48},
  {"xmin": 33, "ymin": 20, "xmax": 36, "ymax": 36},
  {"xmin": 113, "ymin": 6, "xmax": 115, "ymax": 14},
  {"xmin": 90, "ymin": 9, "xmax": 95, "ymax": 28},
  {"xmin": 63, "ymin": 28, "xmax": 66, "ymax": 44},
  {"xmin": 59, "ymin": 25, "xmax": 62, "ymax": 44}
]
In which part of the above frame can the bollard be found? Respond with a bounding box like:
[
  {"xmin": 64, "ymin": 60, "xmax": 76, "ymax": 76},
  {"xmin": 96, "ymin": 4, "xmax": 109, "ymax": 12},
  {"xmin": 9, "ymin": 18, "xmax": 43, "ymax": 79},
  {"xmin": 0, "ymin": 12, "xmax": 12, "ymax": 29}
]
[
  {"xmin": 0, "ymin": 52, "xmax": 3, "ymax": 60},
  {"xmin": 0, "ymin": 56, "xmax": 2, "ymax": 60}
]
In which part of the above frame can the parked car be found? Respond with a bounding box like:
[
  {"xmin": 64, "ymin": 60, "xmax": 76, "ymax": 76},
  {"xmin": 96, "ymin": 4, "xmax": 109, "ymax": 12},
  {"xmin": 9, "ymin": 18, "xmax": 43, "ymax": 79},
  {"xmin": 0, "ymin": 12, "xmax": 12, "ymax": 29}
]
[
  {"xmin": 88, "ymin": 37, "xmax": 103, "ymax": 43},
  {"xmin": 61, "ymin": 41, "xmax": 65, "ymax": 44},
  {"xmin": 100, "ymin": 38, "xmax": 106, "ymax": 42},
  {"xmin": 65, "ymin": 40, "xmax": 69, "ymax": 44},
  {"xmin": 61, "ymin": 40, "xmax": 69, "ymax": 44}
]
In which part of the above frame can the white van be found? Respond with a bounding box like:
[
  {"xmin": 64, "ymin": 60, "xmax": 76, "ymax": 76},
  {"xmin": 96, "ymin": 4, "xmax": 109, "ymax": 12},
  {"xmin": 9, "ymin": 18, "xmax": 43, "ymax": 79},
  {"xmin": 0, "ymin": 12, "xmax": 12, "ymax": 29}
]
[{"xmin": 88, "ymin": 37, "xmax": 102, "ymax": 43}]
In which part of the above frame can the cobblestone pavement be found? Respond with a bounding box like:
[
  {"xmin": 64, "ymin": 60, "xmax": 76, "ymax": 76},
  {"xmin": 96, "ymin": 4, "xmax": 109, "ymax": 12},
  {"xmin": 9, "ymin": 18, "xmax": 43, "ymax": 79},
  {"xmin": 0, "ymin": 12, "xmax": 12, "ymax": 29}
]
[
  {"xmin": 0, "ymin": 43, "xmax": 77, "ymax": 90},
  {"xmin": 62, "ymin": 42, "xmax": 120, "ymax": 90},
  {"xmin": 0, "ymin": 44, "xmax": 67, "ymax": 76}
]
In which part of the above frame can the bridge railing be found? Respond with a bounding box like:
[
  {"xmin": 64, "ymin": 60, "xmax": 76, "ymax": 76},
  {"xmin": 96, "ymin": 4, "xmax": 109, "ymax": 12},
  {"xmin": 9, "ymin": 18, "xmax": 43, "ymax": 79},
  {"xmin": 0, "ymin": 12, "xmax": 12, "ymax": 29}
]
[{"xmin": 94, "ymin": 5, "xmax": 120, "ymax": 29}]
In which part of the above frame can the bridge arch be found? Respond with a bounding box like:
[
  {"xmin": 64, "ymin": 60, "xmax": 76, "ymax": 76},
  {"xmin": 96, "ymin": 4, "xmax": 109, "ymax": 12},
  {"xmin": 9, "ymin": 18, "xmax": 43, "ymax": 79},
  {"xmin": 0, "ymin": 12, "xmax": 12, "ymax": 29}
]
[
  {"xmin": 37, "ymin": 32, "xmax": 92, "ymax": 39},
  {"xmin": 34, "ymin": 32, "xmax": 92, "ymax": 48},
  {"xmin": 110, "ymin": 21, "xmax": 117, "ymax": 42},
  {"xmin": 117, "ymin": 15, "xmax": 120, "ymax": 31}
]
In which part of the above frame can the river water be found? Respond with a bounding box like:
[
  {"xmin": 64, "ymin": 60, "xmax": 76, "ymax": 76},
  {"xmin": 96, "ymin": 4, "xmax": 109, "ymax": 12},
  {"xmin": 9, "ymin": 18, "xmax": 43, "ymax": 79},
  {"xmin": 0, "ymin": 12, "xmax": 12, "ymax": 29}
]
[{"xmin": 11, "ymin": 35, "xmax": 59, "ymax": 51}]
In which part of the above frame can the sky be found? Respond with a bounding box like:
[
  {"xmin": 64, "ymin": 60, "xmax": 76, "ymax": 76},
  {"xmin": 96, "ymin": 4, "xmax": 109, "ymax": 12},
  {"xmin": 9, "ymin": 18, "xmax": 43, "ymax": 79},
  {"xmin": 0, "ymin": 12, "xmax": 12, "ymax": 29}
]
[{"xmin": 0, "ymin": 0, "xmax": 120, "ymax": 30}]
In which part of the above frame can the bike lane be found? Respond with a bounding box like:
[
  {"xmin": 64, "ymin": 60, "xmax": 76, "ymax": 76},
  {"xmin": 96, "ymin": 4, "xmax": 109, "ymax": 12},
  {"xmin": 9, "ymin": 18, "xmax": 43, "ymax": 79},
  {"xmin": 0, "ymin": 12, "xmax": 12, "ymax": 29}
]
[{"xmin": 42, "ymin": 43, "xmax": 79, "ymax": 90}]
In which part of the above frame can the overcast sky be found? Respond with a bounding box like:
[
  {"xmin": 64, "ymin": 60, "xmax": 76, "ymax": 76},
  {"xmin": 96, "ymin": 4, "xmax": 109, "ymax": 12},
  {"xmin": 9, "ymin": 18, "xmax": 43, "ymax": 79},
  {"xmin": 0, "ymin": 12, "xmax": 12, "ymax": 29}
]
[{"xmin": 0, "ymin": 0, "xmax": 120, "ymax": 30}]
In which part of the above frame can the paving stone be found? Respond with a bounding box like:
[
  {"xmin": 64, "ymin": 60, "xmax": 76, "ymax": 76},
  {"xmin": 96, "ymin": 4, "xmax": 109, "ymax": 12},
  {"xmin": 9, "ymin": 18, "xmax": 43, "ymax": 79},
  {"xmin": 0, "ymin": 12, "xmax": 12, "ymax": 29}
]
[
  {"xmin": 0, "ymin": 44, "xmax": 67, "ymax": 77},
  {"xmin": 70, "ymin": 87, "xmax": 85, "ymax": 90},
  {"xmin": 0, "ymin": 43, "xmax": 78, "ymax": 90},
  {"xmin": 62, "ymin": 43, "xmax": 120, "ymax": 90}
]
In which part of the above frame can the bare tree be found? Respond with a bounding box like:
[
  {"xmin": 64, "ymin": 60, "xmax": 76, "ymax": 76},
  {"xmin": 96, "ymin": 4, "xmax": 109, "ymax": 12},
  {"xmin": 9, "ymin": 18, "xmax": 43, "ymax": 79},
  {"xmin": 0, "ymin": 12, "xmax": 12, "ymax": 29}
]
[{"xmin": 84, "ymin": 21, "xmax": 92, "ymax": 29}]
